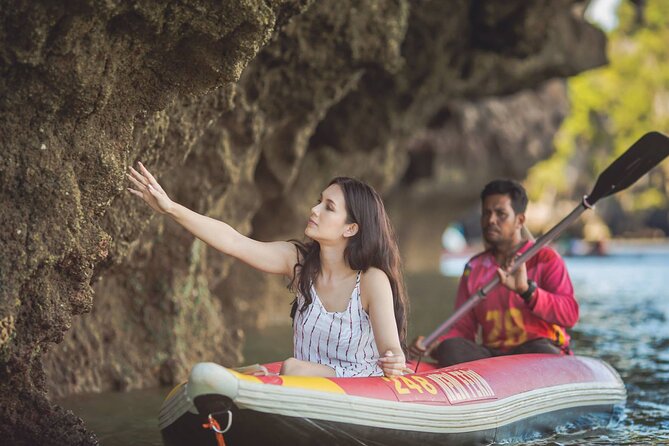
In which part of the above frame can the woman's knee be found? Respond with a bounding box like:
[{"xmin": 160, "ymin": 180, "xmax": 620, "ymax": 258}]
[{"xmin": 280, "ymin": 357, "xmax": 298, "ymax": 375}]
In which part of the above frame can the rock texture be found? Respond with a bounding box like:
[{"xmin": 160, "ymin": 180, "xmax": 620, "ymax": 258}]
[
  {"xmin": 0, "ymin": 0, "xmax": 605, "ymax": 444},
  {"xmin": 391, "ymin": 79, "xmax": 571, "ymax": 269},
  {"xmin": 1, "ymin": 1, "xmax": 312, "ymax": 443}
]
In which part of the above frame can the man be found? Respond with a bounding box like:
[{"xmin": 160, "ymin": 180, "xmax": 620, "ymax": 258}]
[{"xmin": 410, "ymin": 179, "xmax": 579, "ymax": 366}]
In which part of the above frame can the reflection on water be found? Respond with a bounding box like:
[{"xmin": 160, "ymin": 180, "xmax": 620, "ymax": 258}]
[
  {"xmin": 57, "ymin": 387, "xmax": 166, "ymax": 446},
  {"xmin": 58, "ymin": 250, "xmax": 669, "ymax": 445}
]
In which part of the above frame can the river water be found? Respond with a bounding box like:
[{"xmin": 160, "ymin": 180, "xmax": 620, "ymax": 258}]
[{"xmin": 57, "ymin": 246, "xmax": 669, "ymax": 445}]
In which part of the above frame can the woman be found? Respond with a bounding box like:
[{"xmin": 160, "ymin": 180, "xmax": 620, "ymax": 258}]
[{"xmin": 128, "ymin": 162, "xmax": 408, "ymax": 377}]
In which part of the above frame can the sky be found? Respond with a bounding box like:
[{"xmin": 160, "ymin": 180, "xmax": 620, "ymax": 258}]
[{"xmin": 585, "ymin": 0, "xmax": 622, "ymax": 31}]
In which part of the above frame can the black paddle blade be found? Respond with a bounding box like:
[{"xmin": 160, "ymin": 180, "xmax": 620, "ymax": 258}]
[{"xmin": 587, "ymin": 131, "xmax": 669, "ymax": 205}]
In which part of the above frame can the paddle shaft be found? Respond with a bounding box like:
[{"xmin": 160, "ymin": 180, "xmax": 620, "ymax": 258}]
[{"xmin": 422, "ymin": 197, "xmax": 591, "ymax": 348}]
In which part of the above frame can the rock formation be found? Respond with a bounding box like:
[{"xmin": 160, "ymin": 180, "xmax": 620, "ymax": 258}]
[{"xmin": 0, "ymin": 1, "xmax": 605, "ymax": 443}]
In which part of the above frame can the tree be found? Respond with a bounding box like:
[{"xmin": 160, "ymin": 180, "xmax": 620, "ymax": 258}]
[{"xmin": 526, "ymin": 0, "xmax": 669, "ymax": 237}]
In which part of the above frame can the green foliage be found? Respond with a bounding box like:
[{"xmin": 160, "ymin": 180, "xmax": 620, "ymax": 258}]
[
  {"xmin": 527, "ymin": 0, "xmax": 669, "ymax": 223},
  {"xmin": 632, "ymin": 188, "xmax": 665, "ymax": 211}
]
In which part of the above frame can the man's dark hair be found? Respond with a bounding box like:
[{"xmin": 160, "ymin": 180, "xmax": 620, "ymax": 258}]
[{"xmin": 480, "ymin": 179, "xmax": 528, "ymax": 214}]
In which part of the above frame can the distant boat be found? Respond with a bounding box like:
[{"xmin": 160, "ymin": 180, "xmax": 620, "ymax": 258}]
[
  {"xmin": 560, "ymin": 239, "xmax": 609, "ymax": 257},
  {"xmin": 439, "ymin": 250, "xmax": 472, "ymax": 277},
  {"xmin": 159, "ymin": 354, "xmax": 625, "ymax": 446}
]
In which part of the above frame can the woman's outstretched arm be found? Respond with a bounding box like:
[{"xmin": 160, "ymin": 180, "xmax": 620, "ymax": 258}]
[
  {"xmin": 361, "ymin": 268, "xmax": 407, "ymax": 377},
  {"xmin": 127, "ymin": 162, "xmax": 297, "ymax": 277}
]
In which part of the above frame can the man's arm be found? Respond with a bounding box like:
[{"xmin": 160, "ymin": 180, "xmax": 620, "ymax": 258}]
[{"xmin": 526, "ymin": 249, "xmax": 579, "ymax": 328}]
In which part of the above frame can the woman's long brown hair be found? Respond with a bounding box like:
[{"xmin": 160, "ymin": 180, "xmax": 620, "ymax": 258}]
[{"xmin": 289, "ymin": 177, "xmax": 409, "ymax": 350}]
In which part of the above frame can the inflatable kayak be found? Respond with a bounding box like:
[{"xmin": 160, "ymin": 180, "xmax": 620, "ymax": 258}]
[{"xmin": 159, "ymin": 354, "xmax": 625, "ymax": 446}]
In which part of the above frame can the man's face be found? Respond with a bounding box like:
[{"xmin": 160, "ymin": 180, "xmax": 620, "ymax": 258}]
[{"xmin": 480, "ymin": 193, "xmax": 524, "ymax": 248}]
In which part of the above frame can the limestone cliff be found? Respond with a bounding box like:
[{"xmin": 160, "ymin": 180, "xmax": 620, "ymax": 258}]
[{"xmin": 0, "ymin": 1, "xmax": 605, "ymax": 444}]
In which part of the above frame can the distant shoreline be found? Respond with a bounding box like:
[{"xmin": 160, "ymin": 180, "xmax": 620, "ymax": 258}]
[{"xmin": 606, "ymin": 238, "xmax": 669, "ymax": 254}]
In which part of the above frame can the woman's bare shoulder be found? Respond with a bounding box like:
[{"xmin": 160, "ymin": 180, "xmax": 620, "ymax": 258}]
[{"xmin": 360, "ymin": 267, "xmax": 391, "ymax": 293}]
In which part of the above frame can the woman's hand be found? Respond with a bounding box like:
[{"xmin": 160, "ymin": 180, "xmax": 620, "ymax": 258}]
[
  {"xmin": 127, "ymin": 162, "xmax": 174, "ymax": 215},
  {"xmin": 377, "ymin": 350, "xmax": 408, "ymax": 376}
]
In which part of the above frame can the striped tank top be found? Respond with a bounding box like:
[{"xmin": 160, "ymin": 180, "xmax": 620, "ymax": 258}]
[{"xmin": 292, "ymin": 271, "xmax": 383, "ymax": 377}]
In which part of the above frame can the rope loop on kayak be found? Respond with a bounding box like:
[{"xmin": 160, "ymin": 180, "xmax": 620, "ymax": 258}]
[
  {"xmin": 208, "ymin": 411, "xmax": 232, "ymax": 433},
  {"xmin": 202, "ymin": 411, "xmax": 232, "ymax": 446}
]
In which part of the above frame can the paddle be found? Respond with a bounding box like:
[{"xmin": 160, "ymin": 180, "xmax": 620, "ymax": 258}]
[{"xmin": 419, "ymin": 131, "xmax": 669, "ymax": 354}]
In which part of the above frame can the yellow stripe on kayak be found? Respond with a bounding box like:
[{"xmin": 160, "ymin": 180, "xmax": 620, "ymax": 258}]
[
  {"xmin": 280, "ymin": 376, "xmax": 345, "ymax": 394},
  {"xmin": 227, "ymin": 369, "xmax": 344, "ymax": 393},
  {"xmin": 164, "ymin": 382, "xmax": 186, "ymax": 402}
]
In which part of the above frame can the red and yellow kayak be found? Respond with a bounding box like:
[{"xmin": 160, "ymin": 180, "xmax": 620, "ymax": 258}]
[{"xmin": 159, "ymin": 354, "xmax": 625, "ymax": 446}]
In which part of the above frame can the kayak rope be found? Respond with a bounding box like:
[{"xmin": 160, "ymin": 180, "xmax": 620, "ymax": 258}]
[{"xmin": 202, "ymin": 411, "xmax": 232, "ymax": 446}]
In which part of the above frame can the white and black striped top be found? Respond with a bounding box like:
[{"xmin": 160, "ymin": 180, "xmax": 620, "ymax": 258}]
[{"xmin": 292, "ymin": 271, "xmax": 383, "ymax": 377}]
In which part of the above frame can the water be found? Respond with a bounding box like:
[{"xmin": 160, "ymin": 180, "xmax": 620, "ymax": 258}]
[
  {"xmin": 57, "ymin": 387, "xmax": 167, "ymax": 446},
  {"xmin": 58, "ymin": 248, "xmax": 669, "ymax": 445},
  {"xmin": 542, "ymin": 251, "xmax": 669, "ymax": 445}
]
